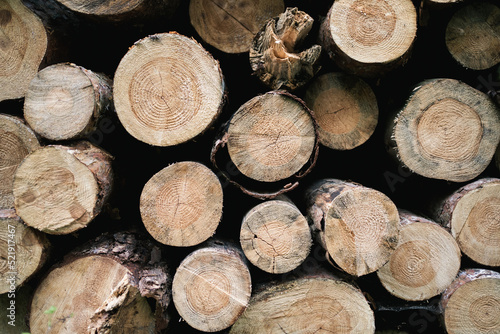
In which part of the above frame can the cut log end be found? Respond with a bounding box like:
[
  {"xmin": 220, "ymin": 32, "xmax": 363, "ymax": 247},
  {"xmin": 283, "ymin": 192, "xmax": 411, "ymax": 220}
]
[
  {"xmin": 392, "ymin": 79, "xmax": 500, "ymax": 182},
  {"xmin": 0, "ymin": 0, "xmax": 47, "ymax": 101},
  {"xmin": 445, "ymin": 2, "xmax": 500, "ymax": 70},
  {"xmin": 230, "ymin": 276, "xmax": 375, "ymax": 333},
  {"xmin": 172, "ymin": 244, "xmax": 252, "ymax": 332},
  {"xmin": 319, "ymin": 0, "xmax": 416, "ymax": 77},
  {"xmin": 0, "ymin": 114, "xmax": 40, "ymax": 210},
  {"xmin": 440, "ymin": 269, "xmax": 500, "ymax": 334},
  {"xmin": 113, "ymin": 32, "xmax": 225, "ymax": 146},
  {"xmin": 13, "ymin": 142, "xmax": 113, "ymax": 234},
  {"xmin": 377, "ymin": 211, "xmax": 461, "ymax": 301},
  {"xmin": 0, "ymin": 213, "xmax": 50, "ymax": 294},
  {"xmin": 24, "ymin": 63, "xmax": 112, "ymax": 141},
  {"xmin": 189, "ymin": 0, "xmax": 285, "ymax": 54},
  {"xmin": 443, "ymin": 178, "xmax": 500, "ymax": 267},
  {"xmin": 30, "ymin": 232, "xmax": 171, "ymax": 334},
  {"xmin": 227, "ymin": 91, "xmax": 316, "ymax": 182},
  {"xmin": 240, "ymin": 199, "xmax": 312, "ymax": 274},
  {"xmin": 140, "ymin": 161, "xmax": 223, "ymax": 247},
  {"xmin": 249, "ymin": 7, "xmax": 322, "ymax": 91},
  {"xmin": 307, "ymin": 179, "xmax": 400, "ymax": 277},
  {"xmin": 304, "ymin": 72, "xmax": 378, "ymax": 150}
]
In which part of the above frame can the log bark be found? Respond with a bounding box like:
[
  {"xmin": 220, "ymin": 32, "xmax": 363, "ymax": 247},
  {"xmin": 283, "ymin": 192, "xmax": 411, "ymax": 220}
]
[
  {"xmin": 318, "ymin": 0, "xmax": 417, "ymax": 77},
  {"xmin": 172, "ymin": 241, "xmax": 252, "ymax": 332},
  {"xmin": 428, "ymin": 177, "xmax": 500, "ymax": 267},
  {"xmin": 13, "ymin": 141, "xmax": 113, "ymax": 234},
  {"xmin": 54, "ymin": 0, "xmax": 179, "ymax": 22},
  {"xmin": 224, "ymin": 90, "xmax": 317, "ymax": 183},
  {"xmin": 304, "ymin": 72, "xmax": 378, "ymax": 150},
  {"xmin": 189, "ymin": 0, "xmax": 284, "ymax": 54},
  {"xmin": 0, "ymin": 114, "xmax": 40, "ymax": 210},
  {"xmin": 230, "ymin": 273, "xmax": 375, "ymax": 333},
  {"xmin": 386, "ymin": 78, "xmax": 500, "ymax": 182},
  {"xmin": 306, "ymin": 179, "xmax": 400, "ymax": 277},
  {"xmin": 140, "ymin": 161, "xmax": 223, "ymax": 247},
  {"xmin": 24, "ymin": 62, "xmax": 112, "ymax": 141},
  {"xmin": 113, "ymin": 32, "xmax": 226, "ymax": 147},
  {"xmin": 440, "ymin": 268, "xmax": 500, "ymax": 334},
  {"xmin": 0, "ymin": 0, "xmax": 47, "ymax": 101},
  {"xmin": 249, "ymin": 7, "xmax": 321, "ymax": 91},
  {"xmin": 0, "ymin": 209, "xmax": 50, "ymax": 294},
  {"xmin": 239, "ymin": 198, "xmax": 312, "ymax": 274},
  {"xmin": 445, "ymin": 2, "xmax": 500, "ymax": 70},
  {"xmin": 29, "ymin": 232, "xmax": 171, "ymax": 334},
  {"xmin": 377, "ymin": 209, "xmax": 461, "ymax": 301}
]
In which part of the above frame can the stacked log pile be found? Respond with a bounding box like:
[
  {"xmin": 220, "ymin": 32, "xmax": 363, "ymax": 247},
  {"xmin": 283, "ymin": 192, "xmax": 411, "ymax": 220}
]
[{"xmin": 1, "ymin": 0, "xmax": 500, "ymax": 333}]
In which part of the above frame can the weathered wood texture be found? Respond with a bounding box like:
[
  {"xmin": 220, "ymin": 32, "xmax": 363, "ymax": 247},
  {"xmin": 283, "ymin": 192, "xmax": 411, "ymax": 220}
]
[
  {"xmin": 29, "ymin": 232, "xmax": 171, "ymax": 334},
  {"xmin": 306, "ymin": 179, "xmax": 400, "ymax": 276},
  {"xmin": 140, "ymin": 161, "xmax": 223, "ymax": 247},
  {"xmin": 189, "ymin": 0, "xmax": 284, "ymax": 54},
  {"xmin": 249, "ymin": 7, "xmax": 321, "ymax": 91},
  {"xmin": 24, "ymin": 62, "xmax": 112, "ymax": 141},
  {"xmin": 304, "ymin": 72, "xmax": 378, "ymax": 150},
  {"xmin": 113, "ymin": 32, "xmax": 226, "ymax": 147},
  {"xmin": 429, "ymin": 177, "xmax": 500, "ymax": 267},
  {"xmin": 240, "ymin": 198, "xmax": 312, "ymax": 274},
  {"xmin": 172, "ymin": 241, "xmax": 252, "ymax": 332},
  {"xmin": 319, "ymin": 0, "xmax": 417, "ymax": 77},
  {"xmin": 377, "ymin": 210, "xmax": 461, "ymax": 301},
  {"xmin": 0, "ymin": 114, "xmax": 40, "ymax": 210},
  {"xmin": 230, "ymin": 274, "xmax": 375, "ymax": 333},
  {"xmin": 13, "ymin": 141, "xmax": 113, "ymax": 234},
  {"xmin": 386, "ymin": 78, "xmax": 500, "ymax": 182}
]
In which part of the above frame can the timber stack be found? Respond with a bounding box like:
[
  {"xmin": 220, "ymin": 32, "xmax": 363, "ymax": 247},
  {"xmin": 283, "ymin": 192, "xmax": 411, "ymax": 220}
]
[{"xmin": 0, "ymin": 0, "xmax": 499, "ymax": 333}]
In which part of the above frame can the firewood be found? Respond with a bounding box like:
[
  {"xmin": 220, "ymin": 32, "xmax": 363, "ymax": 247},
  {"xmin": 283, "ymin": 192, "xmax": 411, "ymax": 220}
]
[
  {"xmin": 140, "ymin": 161, "xmax": 223, "ymax": 247},
  {"xmin": 172, "ymin": 241, "xmax": 252, "ymax": 332},
  {"xmin": 0, "ymin": 210, "xmax": 50, "ymax": 294},
  {"xmin": 189, "ymin": 0, "xmax": 284, "ymax": 54},
  {"xmin": 445, "ymin": 2, "xmax": 500, "ymax": 70},
  {"xmin": 304, "ymin": 72, "xmax": 378, "ymax": 150},
  {"xmin": 220, "ymin": 91, "xmax": 317, "ymax": 184},
  {"xmin": 386, "ymin": 78, "xmax": 500, "ymax": 182},
  {"xmin": 240, "ymin": 198, "xmax": 312, "ymax": 274},
  {"xmin": 13, "ymin": 141, "xmax": 113, "ymax": 234},
  {"xmin": 306, "ymin": 179, "xmax": 400, "ymax": 276},
  {"xmin": 249, "ymin": 7, "xmax": 321, "ymax": 91},
  {"xmin": 0, "ymin": 114, "xmax": 40, "ymax": 210},
  {"xmin": 319, "ymin": 0, "xmax": 417, "ymax": 77},
  {"xmin": 377, "ymin": 210, "xmax": 461, "ymax": 301},
  {"xmin": 0, "ymin": 0, "xmax": 47, "ymax": 101},
  {"xmin": 113, "ymin": 32, "xmax": 226, "ymax": 146},
  {"xmin": 29, "ymin": 232, "xmax": 171, "ymax": 334},
  {"xmin": 24, "ymin": 62, "xmax": 112, "ymax": 141},
  {"xmin": 429, "ymin": 178, "xmax": 500, "ymax": 267},
  {"xmin": 440, "ymin": 268, "xmax": 500, "ymax": 334},
  {"xmin": 230, "ymin": 274, "xmax": 375, "ymax": 333},
  {"xmin": 54, "ymin": 0, "xmax": 179, "ymax": 22}
]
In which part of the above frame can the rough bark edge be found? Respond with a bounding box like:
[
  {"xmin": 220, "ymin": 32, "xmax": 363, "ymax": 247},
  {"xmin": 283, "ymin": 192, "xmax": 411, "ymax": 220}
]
[
  {"xmin": 32, "ymin": 231, "xmax": 172, "ymax": 333},
  {"xmin": 57, "ymin": 141, "xmax": 114, "ymax": 217},
  {"xmin": 429, "ymin": 177, "xmax": 500, "ymax": 231},
  {"xmin": 318, "ymin": 3, "xmax": 416, "ymax": 78},
  {"xmin": 0, "ymin": 209, "xmax": 51, "ymax": 290},
  {"xmin": 439, "ymin": 268, "xmax": 500, "ymax": 313},
  {"xmin": 249, "ymin": 7, "xmax": 322, "ymax": 91},
  {"xmin": 210, "ymin": 90, "xmax": 319, "ymax": 200},
  {"xmin": 73, "ymin": 63, "xmax": 113, "ymax": 138}
]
